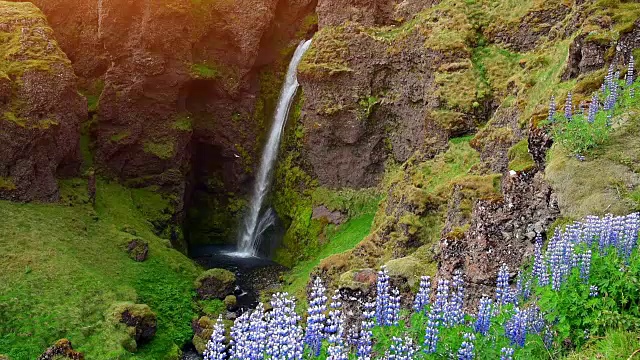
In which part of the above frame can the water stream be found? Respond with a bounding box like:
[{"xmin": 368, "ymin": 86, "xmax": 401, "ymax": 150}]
[{"xmin": 234, "ymin": 39, "xmax": 312, "ymax": 257}]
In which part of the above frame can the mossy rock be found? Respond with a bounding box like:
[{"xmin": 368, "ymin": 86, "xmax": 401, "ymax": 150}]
[
  {"xmin": 384, "ymin": 256, "xmax": 436, "ymax": 289},
  {"xmin": 163, "ymin": 344, "xmax": 182, "ymax": 360},
  {"xmin": 36, "ymin": 339, "xmax": 84, "ymax": 360},
  {"xmin": 191, "ymin": 316, "xmax": 215, "ymax": 354},
  {"xmin": 0, "ymin": 355, "xmax": 8, "ymax": 360},
  {"xmin": 108, "ymin": 302, "xmax": 157, "ymax": 351},
  {"xmin": 126, "ymin": 238, "xmax": 149, "ymax": 262},
  {"xmin": 508, "ymin": 139, "xmax": 535, "ymax": 172},
  {"xmin": 195, "ymin": 268, "xmax": 236, "ymax": 300},
  {"xmin": 337, "ymin": 268, "xmax": 377, "ymax": 292},
  {"xmin": 224, "ymin": 295, "xmax": 237, "ymax": 311}
]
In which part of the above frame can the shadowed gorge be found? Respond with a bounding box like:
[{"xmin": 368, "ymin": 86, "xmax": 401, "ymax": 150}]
[{"xmin": 1, "ymin": 0, "xmax": 640, "ymax": 359}]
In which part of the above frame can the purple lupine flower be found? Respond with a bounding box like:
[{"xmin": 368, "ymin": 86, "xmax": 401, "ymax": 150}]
[
  {"xmin": 496, "ymin": 264, "xmax": 512, "ymax": 306},
  {"xmin": 356, "ymin": 301, "xmax": 375, "ymax": 360},
  {"xmin": 203, "ymin": 315, "xmax": 227, "ymax": 360},
  {"xmin": 305, "ymin": 277, "xmax": 327, "ymax": 356},
  {"xmin": 246, "ymin": 303, "xmax": 266, "ymax": 359},
  {"xmin": 500, "ymin": 347, "xmax": 515, "ymax": 360},
  {"xmin": 589, "ymin": 285, "xmax": 599, "ymax": 297},
  {"xmin": 523, "ymin": 305, "xmax": 545, "ymax": 335},
  {"xmin": 266, "ymin": 293, "xmax": 304, "ymax": 360},
  {"xmin": 580, "ymin": 250, "xmax": 592, "ymax": 282},
  {"xmin": 473, "ymin": 297, "xmax": 493, "ymax": 335},
  {"xmin": 326, "ymin": 312, "xmax": 348, "ymax": 360},
  {"xmin": 229, "ymin": 312, "xmax": 250, "ymax": 360},
  {"xmin": 548, "ymin": 96, "xmax": 557, "ymax": 122},
  {"xmin": 587, "ymin": 93, "xmax": 598, "ymax": 123},
  {"xmin": 423, "ymin": 305, "xmax": 440, "ymax": 354},
  {"xmin": 605, "ymin": 64, "xmax": 615, "ymax": 92},
  {"xmin": 533, "ymin": 235, "xmax": 548, "ymax": 287},
  {"xmin": 564, "ymin": 92, "xmax": 573, "ymax": 120},
  {"xmin": 376, "ymin": 266, "xmax": 391, "ymax": 325},
  {"xmin": 326, "ymin": 290, "xmax": 343, "ymax": 338},
  {"xmin": 457, "ymin": 332, "xmax": 476, "ymax": 360},
  {"xmin": 627, "ymin": 56, "xmax": 635, "ymax": 87},
  {"xmin": 388, "ymin": 287, "xmax": 401, "ymax": 326},
  {"xmin": 387, "ymin": 336, "xmax": 416, "ymax": 360},
  {"xmin": 543, "ymin": 326, "xmax": 554, "ymax": 348},
  {"xmin": 505, "ymin": 308, "xmax": 527, "ymax": 347},
  {"xmin": 413, "ymin": 276, "xmax": 432, "ymax": 313},
  {"xmin": 446, "ymin": 270, "xmax": 465, "ymax": 327}
]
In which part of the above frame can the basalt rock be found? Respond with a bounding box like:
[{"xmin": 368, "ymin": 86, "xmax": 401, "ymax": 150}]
[
  {"xmin": 438, "ymin": 129, "xmax": 559, "ymax": 306},
  {"xmin": 0, "ymin": 2, "xmax": 85, "ymax": 202},
  {"xmin": 37, "ymin": 339, "xmax": 84, "ymax": 360}
]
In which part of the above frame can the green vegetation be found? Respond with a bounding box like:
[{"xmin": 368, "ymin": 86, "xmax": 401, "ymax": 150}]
[
  {"xmin": 143, "ymin": 140, "xmax": 175, "ymax": 160},
  {"xmin": 173, "ymin": 113, "xmax": 193, "ymax": 132},
  {"xmin": 508, "ymin": 139, "xmax": 536, "ymax": 172},
  {"xmin": 0, "ymin": 179, "xmax": 201, "ymax": 359},
  {"xmin": 0, "ymin": 177, "xmax": 16, "ymax": 191},
  {"xmin": 110, "ymin": 131, "xmax": 130, "ymax": 143},
  {"xmin": 298, "ymin": 25, "xmax": 352, "ymax": 78},
  {"xmin": 189, "ymin": 63, "xmax": 219, "ymax": 79}
]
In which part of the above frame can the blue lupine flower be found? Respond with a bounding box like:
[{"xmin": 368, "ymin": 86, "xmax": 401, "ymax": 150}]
[
  {"xmin": 326, "ymin": 290, "xmax": 343, "ymax": 338},
  {"xmin": 388, "ymin": 287, "xmax": 401, "ymax": 326},
  {"xmin": 356, "ymin": 301, "xmax": 375, "ymax": 360},
  {"xmin": 266, "ymin": 293, "xmax": 304, "ymax": 360},
  {"xmin": 496, "ymin": 264, "xmax": 512, "ymax": 306},
  {"xmin": 203, "ymin": 315, "xmax": 227, "ymax": 360},
  {"xmin": 564, "ymin": 92, "xmax": 573, "ymax": 120},
  {"xmin": 627, "ymin": 56, "xmax": 635, "ymax": 87},
  {"xmin": 505, "ymin": 308, "xmax": 527, "ymax": 347},
  {"xmin": 457, "ymin": 332, "xmax": 475, "ymax": 360},
  {"xmin": 605, "ymin": 64, "xmax": 615, "ymax": 93},
  {"xmin": 548, "ymin": 95, "xmax": 556, "ymax": 122},
  {"xmin": 580, "ymin": 250, "xmax": 592, "ymax": 281},
  {"xmin": 500, "ymin": 347, "xmax": 515, "ymax": 360},
  {"xmin": 447, "ymin": 270, "xmax": 465, "ymax": 327},
  {"xmin": 413, "ymin": 276, "xmax": 432, "ymax": 313},
  {"xmin": 376, "ymin": 266, "xmax": 391, "ymax": 325},
  {"xmin": 387, "ymin": 336, "xmax": 416, "ymax": 360},
  {"xmin": 523, "ymin": 305, "xmax": 545, "ymax": 335},
  {"xmin": 533, "ymin": 235, "xmax": 548, "ymax": 287},
  {"xmin": 433, "ymin": 279, "xmax": 450, "ymax": 322},
  {"xmin": 587, "ymin": 93, "xmax": 598, "ymax": 123},
  {"xmin": 247, "ymin": 303, "xmax": 266, "ymax": 360},
  {"xmin": 589, "ymin": 285, "xmax": 599, "ymax": 297},
  {"xmin": 305, "ymin": 277, "xmax": 327, "ymax": 356},
  {"xmin": 229, "ymin": 312, "xmax": 250, "ymax": 360},
  {"xmin": 473, "ymin": 297, "xmax": 493, "ymax": 335},
  {"xmin": 423, "ymin": 303, "xmax": 440, "ymax": 353}
]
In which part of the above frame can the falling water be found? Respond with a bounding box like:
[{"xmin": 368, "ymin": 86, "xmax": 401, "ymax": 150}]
[{"xmin": 234, "ymin": 39, "xmax": 312, "ymax": 257}]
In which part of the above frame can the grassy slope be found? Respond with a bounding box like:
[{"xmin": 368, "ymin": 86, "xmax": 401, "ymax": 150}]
[
  {"xmin": 282, "ymin": 213, "xmax": 376, "ymax": 299},
  {"xmin": 0, "ymin": 180, "xmax": 200, "ymax": 359}
]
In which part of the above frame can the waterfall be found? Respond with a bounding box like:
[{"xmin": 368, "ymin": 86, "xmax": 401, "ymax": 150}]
[{"xmin": 234, "ymin": 39, "xmax": 312, "ymax": 257}]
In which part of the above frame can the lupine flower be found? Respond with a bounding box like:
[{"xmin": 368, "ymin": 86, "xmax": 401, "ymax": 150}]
[
  {"xmin": 627, "ymin": 56, "xmax": 635, "ymax": 86},
  {"xmin": 413, "ymin": 276, "xmax": 432, "ymax": 313},
  {"xmin": 457, "ymin": 332, "xmax": 475, "ymax": 360},
  {"xmin": 387, "ymin": 336, "xmax": 416, "ymax": 360},
  {"xmin": 533, "ymin": 235, "xmax": 548, "ymax": 287},
  {"xmin": 515, "ymin": 271, "xmax": 531, "ymax": 302},
  {"xmin": 376, "ymin": 266, "xmax": 391, "ymax": 325},
  {"xmin": 326, "ymin": 290, "xmax": 343, "ymax": 339},
  {"xmin": 203, "ymin": 315, "xmax": 227, "ymax": 360},
  {"xmin": 543, "ymin": 326, "xmax": 554, "ymax": 348},
  {"xmin": 433, "ymin": 279, "xmax": 450, "ymax": 322},
  {"xmin": 523, "ymin": 305, "xmax": 545, "ymax": 335},
  {"xmin": 246, "ymin": 303, "xmax": 266, "ymax": 359},
  {"xmin": 564, "ymin": 92, "xmax": 573, "ymax": 120},
  {"xmin": 305, "ymin": 277, "xmax": 327, "ymax": 356},
  {"xmin": 500, "ymin": 347, "xmax": 515, "ymax": 360},
  {"xmin": 605, "ymin": 64, "xmax": 615, "ymax": 93},
  {"xmin": 548, "ymin": 95, "xmax": 557, "ymax": 122},
  {"xmin": 229, "ymin": 312, "xmax": 250, "ymax": 360},
  {"xmin": 357, "ymin": 301, "xmax": 376, "ymax": 360},
  {"xmin": 589, "ymin": 285, "xmax": 599, "ymax": 297},
  {"xmin": 473, "ymin": 297, "xmax": 493, "ymax": 335},
  {"xmin": 423, "ymin": 306, "xmax": 440, "ymax": 354},
  {"xmin": 587, "ymin": 93, "xmax": 598, "ymax": 123},
  {"xmin": 266, "ymin": 293, "xmax": 304, "ymax": 360},
  {"xmin": 496, "ymin": 264, "xmax": 512, "ymax": 306},
  {"xmin": 447, "ymin": 270, "xmax": 465, "ymax": 327},
  {"xmin": 505, "ymin": 308, "xmax": 527, "ymax": 347},
  {"xmin": 580, "ymin": 250, "xmax": 592, "ymax": 281}
]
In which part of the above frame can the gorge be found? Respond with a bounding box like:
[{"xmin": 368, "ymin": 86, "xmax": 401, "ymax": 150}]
[{"xmin": 1, "ymin": 0, "xmax": 640, "ymax": 359}]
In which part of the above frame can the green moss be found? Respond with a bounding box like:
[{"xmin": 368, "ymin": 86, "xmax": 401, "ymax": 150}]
[
  {"xmin": 110, "ymin": 131, "xmax": 130, "ymax": 143},
  {"xmin": 143, "ymin": 140, "xmax": 175, "ymax": 160},
  {"xmin": 508, "ymin": 139, "xmax": 536, "ymax": 172},
  {"xmin": 79, "ymin": 80, "xmax": 105, "ymax": 113},
  {"xmin": 0, "ymin": 177, "xmax": 16, "ymax": 191},
  {"xmin": 189, "ymin": 63, "xmax": 219, "ymax": 79},
  {"xmin": 298, "ymin": 25, "xmax": 352, "ymax": 78},
  {"xmin": 194, "ymin": 268, "xmax": 236, "ymax": 289},
  {"xmin": 172, "ymin": 113, "xmax": 193, "ymax": 132},
  {"xmin": 0, "ymin": 180, "xmax": 201, "ymax": 359},
  {"xmin": 384, "ymin": 256, "xmax": 437, "ymax": 289},
  {"xmin": 2, "ymin": 111, "xmax": 26, "ymax": 127}
]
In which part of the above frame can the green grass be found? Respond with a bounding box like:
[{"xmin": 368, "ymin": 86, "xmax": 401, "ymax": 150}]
[
  {"xmin": 282, "ymin": 213, "xmax": 376, "ymax": 299},
  {"xmin": 143, "ymin": 140, "xmax": 175, "ymax": 160},
  {"xmin": 0, "ymin": 179, "xmax": 201, "ymax": 359},
  {"xmin": 508, "ymin": 139, "xmax": 535, "ymax": 172},
  {"xmin": 189, "ymin": 63, "xmax": 219, "ymax": 79}
]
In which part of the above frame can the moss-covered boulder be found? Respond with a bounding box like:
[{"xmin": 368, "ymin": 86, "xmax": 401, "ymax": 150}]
[
  {"xmin": 36, "ymin": 339, "xmax": 84, "ymax": 360},
  {"xmin": 126, "ymin": 238, "xmax": 149, "ymax": 262},
  {"xmin": 0, "ymin": 1, "xmax": 85, "ymax": 202},
  {"xmin": 224, "ymin": 295, "xmax": 238, "ymax": 311},
  {"xmin": 195, "ymin": 268, "xmax": 236, "ymax": 300},
  {"xmin": 109, "ymin": 302, "xmax": 157, "ymax": 352},
  {"xmin": 385, "ymin": 256, "xmax": 436, "ymax": 289},
  {"xmin": 191, "ymin": 316, "xmax": 215, "ymax": 354}
]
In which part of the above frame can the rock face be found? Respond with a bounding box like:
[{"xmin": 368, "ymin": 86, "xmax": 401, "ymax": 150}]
[
  {"xmin": 37, "ymin": 339, "xmax": 84, "ymax": 360},
  {"xmin": 195, "ymin": 268, "xmax": 236, "ymax": 300},
  {"xmin": 0, "ymin": 2, "xmax": 85, "ymax": 202},
  {"xmin": 438, "ymin": 129, "xmax": 559, "ymax": 304}
]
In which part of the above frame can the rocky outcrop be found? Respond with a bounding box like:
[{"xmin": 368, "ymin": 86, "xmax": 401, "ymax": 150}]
[
  {"xmin": 37, "ymin": 339, "xmax": 84, "ymax": 360},
  {"xmin": 438, "ymin": 129, "xmax": 559, "ymax": 305},
  {"xmin": 0, "ymin": 1, "xmax": 85, "ymax": 202},
  {"xmin": 126, "ymin": 238, "xmax": 149, "ymax": 262},
  {"xmin": 195, "ymin": 268, "xmax": 237, "ymax": 300}
]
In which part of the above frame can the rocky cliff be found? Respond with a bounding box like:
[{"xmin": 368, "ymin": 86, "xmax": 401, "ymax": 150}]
[{"xmin": 0, "ymin": 2, "xmax": 85, "ymax": 201}]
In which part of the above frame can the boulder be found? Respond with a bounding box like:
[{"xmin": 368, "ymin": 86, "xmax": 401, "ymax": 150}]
[
  {"xmin": 312, "ymin": 205, "xmax": 346, "ymax": 225},
  {"xmin": 195, "ymin": 268, "xmax": 236, "ymax": 300},
  {"xmin": 37, "ymin": 339, "xmax": 84, "ymax": 360},
  {"xmin": 110, "ymin": 302, "xmax": 157, "ymax": 352},
  {"xmin": 126, "ymin": 238, "xmax": 149, "ymax": 262},
  {"xmin": 191, "ymin": 316, "xmax": 215, "ymax": 354},
  {"xmin": 224, "ymin": 295, "xmax": 238, "ymax": 311},
  {"xmin": 0, "ymin": 2, "xmax": 85, "ymax": 202}
]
